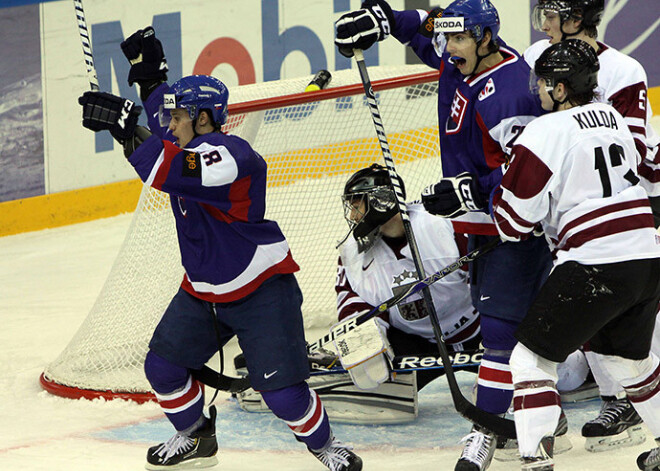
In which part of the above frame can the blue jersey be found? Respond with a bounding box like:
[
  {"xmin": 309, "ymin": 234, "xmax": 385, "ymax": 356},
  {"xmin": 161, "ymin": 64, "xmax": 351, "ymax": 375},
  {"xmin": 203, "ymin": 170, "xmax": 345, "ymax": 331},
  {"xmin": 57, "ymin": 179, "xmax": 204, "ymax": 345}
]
[
  {"xmin": 128, "ymin": 83, "xmax": 299, "ymax": 303},
  {"xmin": 392, "ymin": 9, "xmax": 543, "ymax": 233}
]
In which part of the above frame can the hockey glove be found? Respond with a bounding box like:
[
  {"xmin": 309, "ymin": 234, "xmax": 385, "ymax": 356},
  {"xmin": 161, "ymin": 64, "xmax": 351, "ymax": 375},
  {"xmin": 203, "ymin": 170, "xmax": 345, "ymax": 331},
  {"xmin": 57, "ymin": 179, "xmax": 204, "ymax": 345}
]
[
  {"xmin": 78, "ymin": 91, "xmax": 142, "ymax": 144},
  {"xmin": 121, "ymin": 27, "xmax": 168, "ymax": 99},
  {"xmin": 334, "ymin": 0, "xmax": 395, "ymax": 58},
  {"xmin": 421, "ymin": 172, "xmax": 485, "ymax": 218}
]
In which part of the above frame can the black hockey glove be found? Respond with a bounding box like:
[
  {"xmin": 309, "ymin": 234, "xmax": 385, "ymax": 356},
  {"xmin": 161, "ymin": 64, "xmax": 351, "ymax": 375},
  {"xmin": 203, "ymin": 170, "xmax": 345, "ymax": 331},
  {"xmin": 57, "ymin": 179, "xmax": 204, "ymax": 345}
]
[
  {"xmin": 121, "ymin": 27, "xmax": 168, "ymax": 99},
  {"xmin": 334, "ymin": 0, "xmax": 395, "ymax": 58},
  {"xmin": 78, "ymin": 91, "xmax": 142, "ymax": 144},
  {"xmin": 421, "ymin": 172, "xmax": 485, "ymax": 218}
]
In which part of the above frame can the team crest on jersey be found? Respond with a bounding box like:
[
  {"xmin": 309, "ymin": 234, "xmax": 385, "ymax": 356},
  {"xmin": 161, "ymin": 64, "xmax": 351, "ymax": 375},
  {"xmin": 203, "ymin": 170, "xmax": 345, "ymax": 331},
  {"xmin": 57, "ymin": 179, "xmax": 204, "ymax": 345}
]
[
  {"xmin": 446, "ymin": 89, "xmax": 468, "ymax": 134},
  {"xmin": 478, "ymin": 78, "xmax": 496, "ymax": 101},
  {"xmin": 391, "ymin": 270, "xmax": 429, "ymax": 321}
]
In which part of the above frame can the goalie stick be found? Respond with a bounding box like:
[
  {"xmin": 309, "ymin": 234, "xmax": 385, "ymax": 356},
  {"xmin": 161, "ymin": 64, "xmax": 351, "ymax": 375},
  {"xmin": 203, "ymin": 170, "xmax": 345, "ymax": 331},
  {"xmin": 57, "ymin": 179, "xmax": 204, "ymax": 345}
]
[
  {"xmin": 309, "ymin": 350, "xmax": 483, "ymax": 376},
  {"xmin": 352, "ymin": 49, "xmax": 515, "ymax": 439}
]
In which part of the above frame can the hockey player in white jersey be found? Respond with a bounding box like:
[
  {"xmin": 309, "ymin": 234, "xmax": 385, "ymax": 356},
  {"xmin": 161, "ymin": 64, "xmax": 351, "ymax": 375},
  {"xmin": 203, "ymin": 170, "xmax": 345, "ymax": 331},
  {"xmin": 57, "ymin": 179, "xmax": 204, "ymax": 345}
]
[
  {"xmin": 493, "ymin": 39, "xmax": 660, "ymax": 471},
  {"xmin": 525, "ymin": 0, "xmax": 660, "ymax": 452},
  {"xmin": 336, "ymin": 164, "xmax": 482, "ymax": 387}
]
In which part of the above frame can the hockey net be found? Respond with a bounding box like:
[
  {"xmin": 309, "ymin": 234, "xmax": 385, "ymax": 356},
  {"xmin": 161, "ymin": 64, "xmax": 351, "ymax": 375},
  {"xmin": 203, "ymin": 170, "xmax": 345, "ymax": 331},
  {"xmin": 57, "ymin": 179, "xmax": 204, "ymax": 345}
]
[{"xmin": 40, "ymin": 64, "xmax": 442, "ymax": 402}]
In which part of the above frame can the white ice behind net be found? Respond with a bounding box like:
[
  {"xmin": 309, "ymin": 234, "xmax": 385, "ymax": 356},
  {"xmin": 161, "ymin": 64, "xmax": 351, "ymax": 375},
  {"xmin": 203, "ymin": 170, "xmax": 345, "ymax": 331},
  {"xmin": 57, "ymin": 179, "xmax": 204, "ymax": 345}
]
[{"xmin": 43, "ymin": 64, "xmax": 442, "ymax": 396}]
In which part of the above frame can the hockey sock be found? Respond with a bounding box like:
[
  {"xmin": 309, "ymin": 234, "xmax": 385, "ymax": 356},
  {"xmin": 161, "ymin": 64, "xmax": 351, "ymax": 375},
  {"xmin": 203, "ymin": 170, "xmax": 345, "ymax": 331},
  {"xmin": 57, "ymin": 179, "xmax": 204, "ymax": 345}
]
[
  {"xmin": 144, "ymin": 350, "xmax": 204, "ymax": 432},
  {"xmin": 261, "ymin": 382, "xmax": 331, "ymax": 451},
  {"xmin": 476, "ymin": 350, "xmax": 514, "ymax": 415},
  {"xmin": 510, "ymin": 343, "xmax": 561, "ymax": 457}
]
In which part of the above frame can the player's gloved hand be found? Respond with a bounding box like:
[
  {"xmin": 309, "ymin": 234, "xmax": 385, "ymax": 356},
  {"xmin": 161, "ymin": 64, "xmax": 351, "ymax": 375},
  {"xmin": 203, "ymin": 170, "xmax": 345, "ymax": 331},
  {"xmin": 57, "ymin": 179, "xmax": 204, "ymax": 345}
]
[
  {"xmin": 121, "ymin": 27, "xmax": 168, "ymax": 99},
  {"xmin": 334, "ymin": 0, "xmax": 395, "ymax": 58},
  {"xmin": 78, "ymin": 91, "xmax": 142, "ymax": 144},
  {"xmin": 421, "ymin": 172, "xmax": 484, "ymax": 218}
]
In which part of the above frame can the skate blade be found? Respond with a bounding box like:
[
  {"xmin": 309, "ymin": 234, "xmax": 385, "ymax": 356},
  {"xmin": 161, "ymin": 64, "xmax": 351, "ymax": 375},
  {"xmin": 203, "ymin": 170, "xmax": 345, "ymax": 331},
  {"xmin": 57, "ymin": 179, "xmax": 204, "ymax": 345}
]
[
  {"xmin": 494, "ymin": 435, "xmax": 572, "ymax": 462},
  {"xmin": 584, "ymin": 425, "xmax": 647, "ymax": 453},
  {"xmin": 145, "ymin": 455, "xmax": 219, "ymax": 470}
]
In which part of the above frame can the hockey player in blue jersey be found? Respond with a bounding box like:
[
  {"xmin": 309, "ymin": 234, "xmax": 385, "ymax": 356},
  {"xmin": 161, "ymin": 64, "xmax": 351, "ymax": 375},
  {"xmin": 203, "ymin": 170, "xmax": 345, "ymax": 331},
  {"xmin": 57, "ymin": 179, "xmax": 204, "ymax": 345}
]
[
  {"xmin": 335, "ymin": 1, "xmax": 555, "ymax": 470},
  {"xmin": 77, "ymin": 27, "xmax": 362, "ymax": 471}
]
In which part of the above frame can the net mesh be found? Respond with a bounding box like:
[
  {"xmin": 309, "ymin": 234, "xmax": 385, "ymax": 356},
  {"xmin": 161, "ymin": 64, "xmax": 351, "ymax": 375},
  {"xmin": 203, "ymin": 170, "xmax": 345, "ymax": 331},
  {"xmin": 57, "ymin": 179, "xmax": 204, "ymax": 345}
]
[{"xmin": 42, "ymin": 64, "xmax": 442, "ymax": 398}]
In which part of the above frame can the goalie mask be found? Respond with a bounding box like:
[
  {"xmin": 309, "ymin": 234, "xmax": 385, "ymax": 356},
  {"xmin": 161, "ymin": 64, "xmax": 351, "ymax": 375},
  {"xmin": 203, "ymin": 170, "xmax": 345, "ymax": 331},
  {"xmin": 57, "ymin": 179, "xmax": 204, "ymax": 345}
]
[{"xmin": 339, "ymin": 164, "xmax": 405, "ymax": 253}]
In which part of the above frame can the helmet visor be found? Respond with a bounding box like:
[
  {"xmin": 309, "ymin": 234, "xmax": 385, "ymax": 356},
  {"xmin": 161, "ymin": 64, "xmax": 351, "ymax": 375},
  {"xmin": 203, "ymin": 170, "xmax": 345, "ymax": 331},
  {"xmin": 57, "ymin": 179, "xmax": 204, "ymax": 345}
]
[{"xmin": 532, "ymin": 3, "xmax": 561, "ymax": 32}]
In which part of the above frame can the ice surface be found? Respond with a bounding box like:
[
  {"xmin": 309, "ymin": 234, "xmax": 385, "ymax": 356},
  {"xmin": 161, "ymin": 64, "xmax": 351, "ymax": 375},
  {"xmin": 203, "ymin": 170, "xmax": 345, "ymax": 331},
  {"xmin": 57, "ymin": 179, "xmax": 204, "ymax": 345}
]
[{"xmin": 0, "ymin": 214, "xmax": 656, "ymax": 470}]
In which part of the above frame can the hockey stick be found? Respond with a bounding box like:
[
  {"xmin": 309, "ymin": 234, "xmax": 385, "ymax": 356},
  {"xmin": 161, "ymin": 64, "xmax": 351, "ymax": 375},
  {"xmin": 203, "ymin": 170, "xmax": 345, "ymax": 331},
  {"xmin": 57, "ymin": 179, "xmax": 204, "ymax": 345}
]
[
  {"xmin": 309, "ymin": 349, "xmax": 483, "ymax": 376},
  {"xmin": 73, "ymin": 0, "xmax": 99, "ymax": 91},
  {"xmin": 307, "ymin": 237, "xmax": 499, "ymax": 354},
  {"xmin": 352, "ymin": 49, "xmax": 515, "ymax": 438}
]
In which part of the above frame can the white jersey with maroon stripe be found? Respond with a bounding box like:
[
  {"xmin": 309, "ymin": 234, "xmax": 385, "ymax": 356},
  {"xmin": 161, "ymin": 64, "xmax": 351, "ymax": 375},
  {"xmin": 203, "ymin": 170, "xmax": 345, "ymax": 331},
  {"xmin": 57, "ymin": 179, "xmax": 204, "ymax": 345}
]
[
  {"xmin": 525, "ymin": 39, "xmax": 660, "ymax": 196},
  {"xmin": 336, "ymin": 203, "xmax": 479, "ymax": 344},
  {"xmin": 494, "ymin": 102, "xmax": 660, "ymax": 266}
]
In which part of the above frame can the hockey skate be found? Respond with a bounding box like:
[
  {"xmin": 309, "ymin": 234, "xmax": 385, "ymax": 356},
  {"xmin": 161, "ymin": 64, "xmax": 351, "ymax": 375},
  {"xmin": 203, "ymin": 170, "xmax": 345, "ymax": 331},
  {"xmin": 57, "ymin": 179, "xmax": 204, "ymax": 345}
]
[
  {"xmin": 495, "ymin": 411, "xmax": 572, "ymax": 462},
  {"xmin": 637, "ymin": 440, "xmax": 660, "ymax": 471},
  {"xmin": 146, "ymin": 406, "xmax": 218, "ymax": 470},
  {"xmin": 520, "ymin": 435, "xmax": 554, "ymax": 470},
  {"xmin": 309, "ymin": 437, "xmax": 363, "ymax": 471},
  {"xmin": 455, "ymin": 424, "xmax": 496, "ymax": 471},
  {"xmin": 582, "ymin": 397, "xmax": 646, "ymax": 452}
]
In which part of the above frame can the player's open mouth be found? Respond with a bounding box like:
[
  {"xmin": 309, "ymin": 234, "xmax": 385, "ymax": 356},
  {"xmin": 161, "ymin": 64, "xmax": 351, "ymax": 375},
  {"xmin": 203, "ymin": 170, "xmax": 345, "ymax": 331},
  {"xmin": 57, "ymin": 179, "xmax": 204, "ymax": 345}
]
[{"xmin": 450, "ymin": 57, "xmax": 466, "ymax": 67}]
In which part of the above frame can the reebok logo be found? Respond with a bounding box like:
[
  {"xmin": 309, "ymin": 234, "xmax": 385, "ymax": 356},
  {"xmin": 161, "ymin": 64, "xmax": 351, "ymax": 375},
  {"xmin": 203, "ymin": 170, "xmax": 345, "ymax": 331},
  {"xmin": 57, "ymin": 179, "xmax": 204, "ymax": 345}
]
[{"xmin": 434, "ymin": 17, "xmax": 465, "ymax": 33}]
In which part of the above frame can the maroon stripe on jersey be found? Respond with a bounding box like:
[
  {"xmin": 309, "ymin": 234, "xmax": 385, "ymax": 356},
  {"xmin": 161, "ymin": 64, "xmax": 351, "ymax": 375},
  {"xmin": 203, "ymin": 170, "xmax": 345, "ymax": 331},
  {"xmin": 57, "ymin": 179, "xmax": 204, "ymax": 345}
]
[
  {"xmin": 476, "ymin": 112, "xmax": 506, "ymax": 169},
  {"xmin": 513, "ymin": 390, "xmax": 561, "ymax": 411},
  {"xmin": 608, "ymin": 81, "xmax": 647, "ymax": 121},
  {"xmin": 337, "ymin": 293, "xmax": 372, "ymax": 321},
  {"xmin": 639, "ymin": 160, "xmax": 660, "ymax": 183},
  {"xmin": 503, "ymin": 145, "xmax": 553, "ymax": 199},
  {"xmin": 560, "ymin": 213, "xmax": 654, "ymax": 252},
  {"xmin": 153, "ymin": 140, "xmax": 180, "ymax": 190},
  {"xmin": 496, "ymin": 198, "xmax": 537, "ymax": 229},
  {"xmin": 557, "ymin": 199, "xmax": 650, "ymax": 242},
  {"xmin": 493, "ymin": 210, "xmax": 525, "ymax": 240},
  {"xmin": 445, "ymin": 312, "xmax": 480, "ymax": 344},
  {"xmin": 625, "ymin": 362, "xmax": 660, "ymax": 404}
]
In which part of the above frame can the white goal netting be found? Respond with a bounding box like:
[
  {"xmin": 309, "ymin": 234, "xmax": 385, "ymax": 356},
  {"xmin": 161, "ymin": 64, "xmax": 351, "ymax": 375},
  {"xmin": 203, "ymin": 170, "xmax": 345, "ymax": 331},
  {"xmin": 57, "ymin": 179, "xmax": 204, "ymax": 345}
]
[{"xmin": 41, "ymin": 64, "xmax": 442, "ymax": 400}]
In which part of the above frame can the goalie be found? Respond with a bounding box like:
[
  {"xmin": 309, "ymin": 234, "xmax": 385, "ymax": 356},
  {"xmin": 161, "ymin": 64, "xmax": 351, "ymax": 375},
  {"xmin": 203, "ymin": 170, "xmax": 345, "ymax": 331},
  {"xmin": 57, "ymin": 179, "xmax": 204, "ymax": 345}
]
[{"xmin": 236, "ymin": 164, "xmax": 482, "ymax": 424}]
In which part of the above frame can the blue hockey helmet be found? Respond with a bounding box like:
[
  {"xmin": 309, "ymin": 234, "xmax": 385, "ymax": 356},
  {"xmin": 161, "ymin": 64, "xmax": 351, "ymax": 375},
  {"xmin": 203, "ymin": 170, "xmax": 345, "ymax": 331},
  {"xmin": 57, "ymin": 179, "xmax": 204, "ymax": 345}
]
[
  {"xmin": 162, "ymin": 75, "xmax": 229, "ymax": 129},
  {"xmin": 441, "ymin": 0, "xmax": 501, "ymax": 43}
]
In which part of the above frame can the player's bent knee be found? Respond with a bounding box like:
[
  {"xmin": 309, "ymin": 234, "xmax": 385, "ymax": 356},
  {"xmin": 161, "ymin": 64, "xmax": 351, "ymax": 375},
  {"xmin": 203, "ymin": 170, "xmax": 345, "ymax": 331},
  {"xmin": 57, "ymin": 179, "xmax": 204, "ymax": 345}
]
[
  {"xmin": 598, "ymin": 353, "xmax": 660, "ymax": 385},
  {"xmin": 144, "ymin": 350, "xmax": 189, "ymax": 393},
  {"xmin": 510, "ymin": 343, "xmax": 559, "ymax": 384},
  {"xmin": 261, "ymin": 381, "xmax": 311, "ymax": 421}
]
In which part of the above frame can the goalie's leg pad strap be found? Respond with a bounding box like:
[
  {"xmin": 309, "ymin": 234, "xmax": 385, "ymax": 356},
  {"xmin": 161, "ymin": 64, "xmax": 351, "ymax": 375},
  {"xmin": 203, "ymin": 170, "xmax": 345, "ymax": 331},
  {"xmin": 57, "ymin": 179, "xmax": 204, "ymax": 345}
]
[
  {"xmin": 262, "ymin": 382, "xmax": 331, "ymax": 450},
  {"xmin": 144, "ymin": 350, "xmax": 204, "ymax": 431}
]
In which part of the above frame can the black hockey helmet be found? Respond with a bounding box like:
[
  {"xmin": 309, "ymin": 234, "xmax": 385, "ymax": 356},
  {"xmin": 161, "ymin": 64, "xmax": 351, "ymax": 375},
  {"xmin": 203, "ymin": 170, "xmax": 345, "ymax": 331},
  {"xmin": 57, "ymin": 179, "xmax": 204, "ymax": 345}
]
[
  {"xmin": 534, "ymin": 39, "xmax": 599, "ymax": 97},
  {"xmin": 340, "ymin": 164, "xmax": 405, "ymax": 252},
  {"xmin": 533, "ymin": 0, "xmax": 604, "ymax": 32}
]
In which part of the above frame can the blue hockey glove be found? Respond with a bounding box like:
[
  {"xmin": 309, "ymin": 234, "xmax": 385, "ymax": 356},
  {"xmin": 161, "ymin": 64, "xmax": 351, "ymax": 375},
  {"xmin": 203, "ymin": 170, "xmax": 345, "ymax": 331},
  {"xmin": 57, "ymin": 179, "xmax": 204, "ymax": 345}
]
[
  {"xmin": 335, "ymin": 0, "xmax": 395, "ymax": 58},
  {"xmin": 79, "ymin": 91, "xmax": 142, "ymax": 144},
  {"xmin": 121, "ymin": 27, "xmax": 168, "ymax": 99},
  {"xmin": 421, "ymin": 172, "xmax": 484, "ymax": 218}
]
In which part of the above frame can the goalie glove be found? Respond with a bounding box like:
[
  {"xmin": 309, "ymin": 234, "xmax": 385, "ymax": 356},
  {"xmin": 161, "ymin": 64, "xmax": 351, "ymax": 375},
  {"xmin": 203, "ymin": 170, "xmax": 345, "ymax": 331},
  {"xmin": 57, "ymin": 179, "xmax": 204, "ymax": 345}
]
[
  {"xmin": 334, "ymin": 0, "xmax": 395, "ymax": 58},
  {"xmin": 78, "ymin": 91, "xmax": 142, "ymax": 145},
  {"xmin": 421, "ymin": 172, "xmax": 485, "ymax": 218},
  {"xmin": 120, "ymin": 26, "xmax": 168, "ymax": 99},
  {"xmin": 332, "ymin": 316, "xmax": 394, "ymax": 390}
]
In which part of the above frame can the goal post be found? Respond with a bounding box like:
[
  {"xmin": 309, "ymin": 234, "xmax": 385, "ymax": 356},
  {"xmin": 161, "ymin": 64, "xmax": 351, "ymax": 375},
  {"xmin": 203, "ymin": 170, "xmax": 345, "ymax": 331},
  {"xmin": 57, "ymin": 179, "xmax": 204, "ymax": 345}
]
[{"xmin": 40, "ymin": 64, "xmax": 442, "ymax": 402}]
